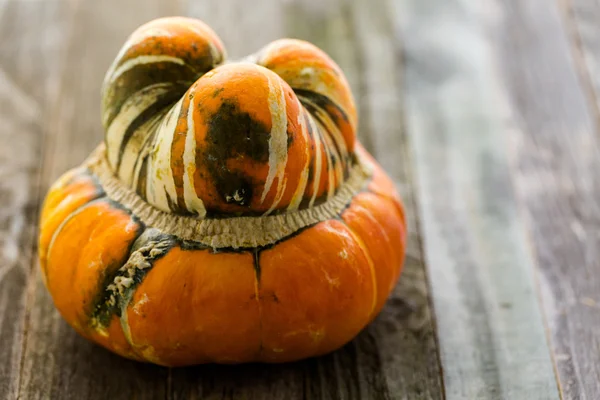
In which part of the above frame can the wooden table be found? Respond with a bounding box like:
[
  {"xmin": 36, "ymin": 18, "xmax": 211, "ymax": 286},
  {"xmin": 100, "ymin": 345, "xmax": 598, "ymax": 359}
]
[{"xmin": 0, "ymin": 0, "xmax": 597, "ymax": 398}]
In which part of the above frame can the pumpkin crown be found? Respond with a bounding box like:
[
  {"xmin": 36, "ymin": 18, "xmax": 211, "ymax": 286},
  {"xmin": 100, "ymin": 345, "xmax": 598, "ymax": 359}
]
[{"xmin": 101, "ymin": 17, "xmax": 358, "ymax": 218}]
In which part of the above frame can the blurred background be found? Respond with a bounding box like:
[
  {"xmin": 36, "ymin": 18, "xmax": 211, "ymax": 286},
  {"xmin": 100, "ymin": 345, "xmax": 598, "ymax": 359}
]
[{"xmin": 0, "ymin": 0, "xmax": 597, "ymax": 399}]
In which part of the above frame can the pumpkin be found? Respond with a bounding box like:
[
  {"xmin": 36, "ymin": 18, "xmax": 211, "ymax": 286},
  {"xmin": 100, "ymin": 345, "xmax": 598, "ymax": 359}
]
[{"xmin": 38, "ymin": 17, "xmax": 406, "ymax": 366}]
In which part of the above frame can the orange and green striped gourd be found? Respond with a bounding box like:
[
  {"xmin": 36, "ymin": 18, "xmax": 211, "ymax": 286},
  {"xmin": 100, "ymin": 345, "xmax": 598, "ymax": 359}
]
[{"xmin": 38, "ymin": 17, "xmax": 406, "ymax": 366}]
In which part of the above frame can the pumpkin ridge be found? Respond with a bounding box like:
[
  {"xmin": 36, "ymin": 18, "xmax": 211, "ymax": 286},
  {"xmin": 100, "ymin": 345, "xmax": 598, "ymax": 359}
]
[
  {"xmin": 39, "ymin": 169, "xmax": 105, "ymax": 272},
  {"xmin": 340, "ymin": 219, "xmax": 379, "ymax": 320},
  {"xmin": 44, "ymin": 197, "xmax": 108, "ymax": 284}
]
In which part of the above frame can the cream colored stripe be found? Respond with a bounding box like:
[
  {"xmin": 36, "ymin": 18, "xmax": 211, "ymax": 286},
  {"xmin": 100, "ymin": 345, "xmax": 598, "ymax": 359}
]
[
  {"xmin": 261, "ymin": 72, "xmax": 289, "ymax": 207},
  {"xmin": 110, "ymin": 55, "xmax": 185, "ymax": 84},
  {"xmin": 323, "ymin": 128, "xmax": 335, "ymax": 200},
  {"xmin": 147, "ymin": 98, "xmax": 182, "ymax": 212},
  {"xmin": 119, "ymin": 112, "xmax": 164, "ymax": 187},
  {"xmin": 130, "ymin": 115, "xmax": 162, "ymax": 190},
  {"xmin": 102, "ymin": 27, "xmax": 175, "ymax": 98},
  {"xmin": 300, "ymin": 97, "xmax": 348, "ymax": 191},
  {"xmin": 182, "ymin": 91, "xmax": 207, "ymax": 217},
  {"xmin": 327, "ymin": 161, "xmax": 335, "ymax": 199},
  {"xmin": 300, "ymin": 106, "xmax": 337, "ymax": 201},
  {"xmin": 45, "ymin": 199, "xmax": 102, "ymax": 266},
  {"xmin": 119, "ymin": 298, "xmax": 134, "ymax": 349},
  {"xmin": 321, "ymin": 125, "xmax": 344, "ymax": 191},
  {"xmin": 303, "ymin": 98, "xmax": 348, "ymax": 160},
  {"xmin": 287, "ymin": 103, "xmax": 311, "ymax": 211},
  {"xmin": 266, "ymin": 176, "xmax": 287, "ymax": 215},
  {"xmin": 131, "ymin": 151, "xmax": 147, "ymax": 192},
  {"xmin": 344, "ymin": 225, "xmax": 378, "ymax": 318},
  {"xmin": 105, "ymin": 84, "xmax": 172, "ymax": 169},
  {"xmin": 127, "ymin": 27, "xmax": 175, "ymax": 49},
  {"xmin": 308, "ymin": 114, "xmax": 323, "ymax": 208}
]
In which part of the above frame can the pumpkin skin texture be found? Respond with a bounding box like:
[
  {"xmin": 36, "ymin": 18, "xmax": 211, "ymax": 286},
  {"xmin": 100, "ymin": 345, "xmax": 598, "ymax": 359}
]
[{"xmin": 38, "ymin": 17, "xmax": 406, "ymax": 366}]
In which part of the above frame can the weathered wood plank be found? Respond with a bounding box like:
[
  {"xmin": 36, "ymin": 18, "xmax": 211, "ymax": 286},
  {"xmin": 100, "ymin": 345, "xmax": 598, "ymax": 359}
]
[
  {"xmin": 389, "ymin": 0, "xmax": 560, "ymax": 398},
  {"xmin": 17, "ymin": 1, "xmax": 179, "ymax": 399},
  {"xmin": 0, "ymin": 2, "xmax": 73, "ymax": 398},
  {"xmin": 491, "ymin": 0, "xmax": 600, "ymax": 398},
  {"xmin": 346, "ymin": 0, "xmax": 444, "ymax": 397},
  {"xmin": 168, "ymin": 0, "xmax": 443, "ymax": 399}
]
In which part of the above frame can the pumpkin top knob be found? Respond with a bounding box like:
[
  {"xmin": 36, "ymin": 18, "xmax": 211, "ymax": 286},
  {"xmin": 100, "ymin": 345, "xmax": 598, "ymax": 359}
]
[{"xmin": 101, "ymin": 17, "xmax": 358, "ymax": 218}]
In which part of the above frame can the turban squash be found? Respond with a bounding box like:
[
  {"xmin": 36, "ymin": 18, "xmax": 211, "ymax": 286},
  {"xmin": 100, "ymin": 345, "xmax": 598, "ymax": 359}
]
[{"xmin": 38, "ymin": 17, "xmax": 406, "ymax": 366}]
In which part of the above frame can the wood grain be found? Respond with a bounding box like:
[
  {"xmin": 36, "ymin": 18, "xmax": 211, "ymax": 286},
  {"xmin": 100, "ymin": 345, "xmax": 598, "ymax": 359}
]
[
  {"xmin": 491, "ymin": 0, "xmax": 600, "ymax": 398},
  {"xmin": 16, "ymin": 1, "xmax": 179, "ymax": 399},
  {"xmin": 389, "ymin": 0, "xmax": 560, "ymax": 398},
  {"xmin": 0, "ymin": 2, "xmax": 73, "ymax": 398}
]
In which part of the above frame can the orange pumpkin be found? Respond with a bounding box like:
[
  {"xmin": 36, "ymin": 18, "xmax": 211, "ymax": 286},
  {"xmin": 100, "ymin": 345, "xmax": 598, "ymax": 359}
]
[{"xmin": 38, "ymin": 17, "xmax": 406, "ymax": 366}]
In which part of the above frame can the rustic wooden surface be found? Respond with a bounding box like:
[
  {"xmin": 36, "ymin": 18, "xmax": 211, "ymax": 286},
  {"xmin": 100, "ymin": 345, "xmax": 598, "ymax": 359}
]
[
  {"xmin": 0, "ymin": 0, "xmax": 599, "ymax": 398},
  {"xmin": 393, "ymin": 0, "xmax": 559, "ymax": 398}
]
